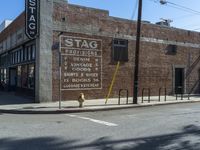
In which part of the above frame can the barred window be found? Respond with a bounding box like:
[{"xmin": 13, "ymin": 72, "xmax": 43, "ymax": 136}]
[{"xmin": 112, "ymin": 38, "xmax": 128, "ymax": 62}]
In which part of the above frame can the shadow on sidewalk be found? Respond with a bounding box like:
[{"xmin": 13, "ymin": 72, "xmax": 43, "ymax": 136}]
[
  {"xmin": 0, "ymin": 92, "xmax": 34, "ymax": 105},
  {"xmin": 0, "ymin": 125, "xmax": 200, "ymax": 150}
]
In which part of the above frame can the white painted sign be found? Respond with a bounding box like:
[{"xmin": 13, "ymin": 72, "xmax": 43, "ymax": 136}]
[{"xmin": 60, "ymin": 36, "xmax": 102, "ymax": 90}]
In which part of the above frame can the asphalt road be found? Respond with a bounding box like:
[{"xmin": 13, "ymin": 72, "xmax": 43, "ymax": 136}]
[{"xmin": 1, "ymin": 103, "xmax": 200, "ymax": 150}]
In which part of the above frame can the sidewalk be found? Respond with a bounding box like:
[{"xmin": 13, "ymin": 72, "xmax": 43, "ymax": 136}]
[{"xmin": 0, "ymin": 93, "xmax": 200, "ymax": 114}]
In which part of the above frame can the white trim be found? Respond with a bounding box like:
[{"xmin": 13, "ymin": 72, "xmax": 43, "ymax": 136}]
[
  {"xmin": 141, "ymin": 37, "xmax": 200, "ymax": 48},
  {"xmin": 54, "ymin": 29, "xmax": 200, "ymax": 49}
]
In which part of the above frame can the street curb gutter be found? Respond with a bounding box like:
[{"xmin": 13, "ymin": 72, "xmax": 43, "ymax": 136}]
[{"xmin": 0, "ymin": 100, "xmax": 200, "ymax": 114}]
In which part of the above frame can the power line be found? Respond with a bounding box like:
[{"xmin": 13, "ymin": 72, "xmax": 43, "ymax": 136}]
[
  {"xmin": 131, "ymin": 0, "xmax": 139, "ymax": 20},
  {"xmin": 166, "ymin": 1, "xmax": 200, "ymax": 15},
  {"xmin": 180, "ymin": 23, "xmax": 200, "ymax": 28},
  {"xmin": 166, "ymin": 4, "xmax": 200, "ymax": 15},
  {"xmin": 150, "ymin": 0, "xmax": 200, "ymax": 15},
  {"xmin": 172, "ymin": 14, "xmax": 199, "ymax": 20},
  {"xmin": 193, "ymin": 28, "xmax": 200, "ymax": 31},
  {"xmin": 126, "ymin": 0, "xmax": 138, "ymax": 35},
  {"xmin": 148, "ymin": 0, "xmax": 200, "ymax": 31}
]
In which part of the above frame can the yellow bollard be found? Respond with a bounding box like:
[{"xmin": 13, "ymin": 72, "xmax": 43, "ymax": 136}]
[{"xmin": 105, "ymin": 61, "xmax": 120, "ymax": 104}]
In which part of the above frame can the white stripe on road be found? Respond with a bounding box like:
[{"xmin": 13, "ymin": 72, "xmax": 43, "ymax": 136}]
[{"xmin": 66, "ymin": 114, "xmax": 118, "ymax": 127}]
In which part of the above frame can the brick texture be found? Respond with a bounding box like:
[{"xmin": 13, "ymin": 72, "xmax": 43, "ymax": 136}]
[
  {"xmin": 0, "ymin": 12, "xmax": 25, "ymax": 42},
  {"xmin": 52, "ymin": 2, "xmax": 200, "ymax": 101}
]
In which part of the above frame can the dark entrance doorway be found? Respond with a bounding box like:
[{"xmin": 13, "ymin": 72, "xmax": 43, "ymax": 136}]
[
  {"xmin": 9, "ymin": 67, "xmax": 17, "ymax": 91},
  {"xmin": 175, "ymin": 68, "xmax": 184, "ymax": 94}
]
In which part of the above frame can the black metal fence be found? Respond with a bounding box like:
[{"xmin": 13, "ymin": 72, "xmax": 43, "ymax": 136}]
[
  {"xmin": 175, "ymin": 86, "xmax": 190, "ymax": 100},
  {"xmin": 118, "ymin": 89, "xmax": 129, "ymax": 105},
  {"xmin": 117, "ymin": 87, "xmax": 192, "ymax": 105},
  {"xmin": 141, "ymin": 87, "xmax": 191, "ymax": 103},
  {"xmin": 142, "ymin": 88, "xmax": 150, "ymax": 103}
]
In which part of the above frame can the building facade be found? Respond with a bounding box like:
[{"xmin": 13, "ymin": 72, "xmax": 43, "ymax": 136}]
[
  {"xmin": 0, "ymin": 20, "xmax": 12, "ymax": 33},
  {"xmin": 0, "ymin": 0, "xmax": 200, "ymax": 103}
]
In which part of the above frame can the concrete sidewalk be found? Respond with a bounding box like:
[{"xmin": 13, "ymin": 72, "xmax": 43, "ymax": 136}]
[{"xmin": 0, "ymin": 94, "xmax": 200, "ymax": 114}]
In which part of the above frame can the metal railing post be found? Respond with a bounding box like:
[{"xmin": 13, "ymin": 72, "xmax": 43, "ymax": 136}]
[
  {"xmin": 181, "ymin": 92, "xmax": 183, "ymax": 100},
  {"xmin": 142, "ymin": 88, "xmax": 145, "ymax": 103},
  {"xmin": 126, "ymin": 90, "xmax": 129, "ymax": 104},
  {"xmin": 164, "ymin": 88, "xmax": 167, "ymax": 101},
  {"xmin": 118, "ymin": 89, "xmax": 121, "ymax": 105},
  {"xmin": 118, "ymin": 89, "xmax": 129, "ymax": 105},
  {"xmin": 181, "ymin": 87, "xmax": 183, "ymax": 100},
  {"xmin": 159, "ymin": 88, "xmax": 161, "ymax": 102},
  {"xmin": 148, "ymin": 88, "xmax": 150, "ymax": 103}
]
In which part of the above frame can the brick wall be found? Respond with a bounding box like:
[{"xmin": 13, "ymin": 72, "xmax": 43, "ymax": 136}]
[
  {"xmin": 52, "ymin": 1, "xmax": 200, "ymax": 101},
  {"xmin": 0, "ymin": 12, "xmax": 25, "ymax": 43}
]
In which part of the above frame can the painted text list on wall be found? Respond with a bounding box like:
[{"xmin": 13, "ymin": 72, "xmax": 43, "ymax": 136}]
[
  {"xmin": 25, "ymin": 0, "xmax": 39, "ymax": 39},
  {"xmin": 60, "ymin": 36, "xmax": 102, "ymax": 90}
]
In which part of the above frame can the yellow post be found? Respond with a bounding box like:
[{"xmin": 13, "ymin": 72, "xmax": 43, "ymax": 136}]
[{"xmin": 105, "ymin": 61, "xmax": 120, "ymax": 104}]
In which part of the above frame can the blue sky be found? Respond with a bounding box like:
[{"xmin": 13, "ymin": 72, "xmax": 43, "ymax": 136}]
[
  {"xmin": 0, "ymin": 0, "xmax": 200, "ymax": 31},
  {"xmin": 0, "ymin": 0, "xmax": 24, "ymax": 22}
]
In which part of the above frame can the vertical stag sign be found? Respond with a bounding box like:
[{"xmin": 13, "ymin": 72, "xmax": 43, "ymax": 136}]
[{"xmin": 25, "ymin": 0, "xmax": 39, "ymax": 39}]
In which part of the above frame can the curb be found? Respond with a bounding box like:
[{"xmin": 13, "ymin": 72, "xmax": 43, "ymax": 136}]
[{"xmin": 0, "ymin": 100, "xmax": 200, "ymax": 114}]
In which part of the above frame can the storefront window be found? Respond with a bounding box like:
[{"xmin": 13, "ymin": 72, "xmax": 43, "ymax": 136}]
[
  {"xmin": 17, "ymin": 66, "xmax": 21, "ymax": 87},
  {"xmin": 0, "ymin": 54, "xmax": 7, "ymax": 67},
  {"xmin": 32, "ymin": 45, "xmax": 35, "ymax": 59},
  {"xmin": 12, "ymin": 53, "xmax": 14, "ymax": 64},
  {"xmin": 0, "ymin": 69, "xmax": 7, "ymax": 90},
  {"xmin": 15, "ymin": 51, "xmax": 17, "ymax": 64},
  {"xmin": 17, "ymin": 50, "xmax": 20, "ymax": 63},
  {"xmin": 24, "ymin": 48, "xmax": 27, "ymax": 61},
  {"xmin": 28, "ymin": 47, "xmax": 31, "ymax": 61},
  {"xmin": 28, "ymin": 64, "xmax": 35, "ymax": 89},
  {"xmin": 0, "ymin": 69, "xmax": 3, "ymax": 82},
  {"xmin": 21, "ymin": 65, "xmax": 28, "ymax": 88},
  {"xmin": 3, "ymin": 69, "xmax": 7, "ymax": 84},
  {"xmin": 9, "ymin": 45, "xmax": 36, "ymax": 65},
  {"xmin": 21, "ymin": 49, "xmax": 23, "ymax": 62}
]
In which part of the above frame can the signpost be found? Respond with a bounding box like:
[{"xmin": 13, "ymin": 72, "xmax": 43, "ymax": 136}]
[{"xmin": 25, "ymin": 0, "xmax": 39, "ymax": 39}]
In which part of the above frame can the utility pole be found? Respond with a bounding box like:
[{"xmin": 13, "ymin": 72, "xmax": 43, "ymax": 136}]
[
  {"xmin": 133, "ymin": 0, "xmax": 143, "ymax": 104},
  {"xmin": 58, "ymin": 32, "xmax": 63, "ymax": 109}
]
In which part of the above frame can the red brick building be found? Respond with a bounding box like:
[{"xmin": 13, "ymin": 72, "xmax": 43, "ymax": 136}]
[{"xmin": 0, "ymin": 0, "xmax": 200, "ymax": 103}]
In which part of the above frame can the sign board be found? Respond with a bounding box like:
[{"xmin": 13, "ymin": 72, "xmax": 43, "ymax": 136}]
[
  {"xmin": 60, "ymin": 36, "xmax": 102, "ymax": 90},
  {"xmin": 25, "ymin": 0, "xmax": 39, "ymax": 39}
]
